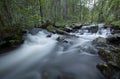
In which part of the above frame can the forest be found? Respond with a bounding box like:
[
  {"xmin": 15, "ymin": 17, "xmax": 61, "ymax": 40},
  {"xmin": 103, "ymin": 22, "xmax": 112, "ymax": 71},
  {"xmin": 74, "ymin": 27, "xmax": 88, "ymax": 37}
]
[
  {"xmin": 0, "ymin": 0, "xmax": 119, "ymax": 27},
  {"xmin": 0, "ymin": 0, "xmax": 120, "ymax": 79}
]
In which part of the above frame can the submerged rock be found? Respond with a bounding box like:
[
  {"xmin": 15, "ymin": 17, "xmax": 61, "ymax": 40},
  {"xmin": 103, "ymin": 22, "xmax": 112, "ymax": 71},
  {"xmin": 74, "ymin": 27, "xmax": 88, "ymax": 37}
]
[
  {"xmin": 46, "ymin": 34, "xmax": 52, "ymax": 38},
  {"xmin": 56, "ymin": 36, "xmax": 68, "ymax": 43},
  {"xmin": 92, "ymin": 37, "xmax": 107, "ymax": 46}
]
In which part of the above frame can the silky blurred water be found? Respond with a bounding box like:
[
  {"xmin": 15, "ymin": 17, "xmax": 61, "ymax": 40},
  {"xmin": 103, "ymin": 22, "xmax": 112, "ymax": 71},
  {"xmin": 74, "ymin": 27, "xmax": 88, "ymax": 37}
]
[{"xmin": 0, "ymin": 24, "xmax": 110, "ymax": 79}]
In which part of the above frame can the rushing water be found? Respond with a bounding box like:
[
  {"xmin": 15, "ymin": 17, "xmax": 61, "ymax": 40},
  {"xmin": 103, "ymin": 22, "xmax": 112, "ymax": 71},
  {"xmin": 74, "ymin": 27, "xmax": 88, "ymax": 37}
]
[{"xmin": 0, "ymin": 24, "xmax": 111, "ymax": 79}]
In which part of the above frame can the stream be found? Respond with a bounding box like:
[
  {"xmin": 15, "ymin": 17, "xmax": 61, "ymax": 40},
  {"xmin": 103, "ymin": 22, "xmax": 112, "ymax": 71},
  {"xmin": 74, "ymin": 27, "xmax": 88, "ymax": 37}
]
[{"xmin": 0, "ymin": 24, "xmax": 111, "ymax": 79}]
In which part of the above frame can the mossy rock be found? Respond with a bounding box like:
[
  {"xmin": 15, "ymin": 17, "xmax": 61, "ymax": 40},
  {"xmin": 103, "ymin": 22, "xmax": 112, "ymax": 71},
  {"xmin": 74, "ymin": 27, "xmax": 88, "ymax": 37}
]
[
  {"xmin": 46, "ymin": 25, "xmax": 55, "ymax": 32},
  {"xmin": 97, "ymin": 63, "xmax": 108, "ymax": 71},
  {"xmin": 98, "ymin": 49, "xmax": 113, "ymax": 62},
  {"xmin": 56, "ymin": 36, "xmax": 64, "ymax": 41},
  {"xmin": 97, "ymin": 63, "xmax": 120, "ymax": 79},
  {"xmin": 56, "ymin": 29, "xmax": 68, "ymax": 35},
  {"xmin": 0, "ymin": 25, "xmax": 23, "ymax": 53},
  {"xmin": 98, "ymin": 48, "xmax": 120, "ymax": 67}
]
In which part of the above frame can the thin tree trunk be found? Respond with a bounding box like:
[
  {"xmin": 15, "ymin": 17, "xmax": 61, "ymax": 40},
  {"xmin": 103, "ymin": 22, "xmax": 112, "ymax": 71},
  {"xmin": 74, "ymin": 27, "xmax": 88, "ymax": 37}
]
[
  {"xmin": 3, "ymin": 0, "xmax": 12, "ymax": 25},
  {"xmin": 38, "ymin": 0, "xmax": 43, "ymax": 24},
  {"xmin": 0, "ymin": 14, "xmax": 5, "ymax": 26}
]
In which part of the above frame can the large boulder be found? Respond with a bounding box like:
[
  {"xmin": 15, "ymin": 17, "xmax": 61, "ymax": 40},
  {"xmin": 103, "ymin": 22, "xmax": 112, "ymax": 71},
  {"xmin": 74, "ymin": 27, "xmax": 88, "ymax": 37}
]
[
  {"xmin": 107, "ymin": 34, "xmax": 120, "ymax": 46},
  {"xmin": 111, "ymin": 30, "xmax": 120, "ymax": 34},
  {"xmin": 0, "ymin": 26, "xmax": 24, "ymax": 54},
  {"xmin": 98, "ymin": 47, "xmax": 120, "ymax": 68},
  {"xmin": 69, "ymin": 24, "xmax": 83, "ymax": 30},
  {"xmin": 82, "ymin": 25, "xmax": 99, "ymax": 33},
  {"xmin": 64, "ymin": 26, "xmax": 73, "ymax": 32},
  {"xmin": 97, "ymin": 47, "xmax": 120, "ymax": 79},
  {"xmin": 97, "ymin": 63, "xmax": 120, "ymax": 79},
  {"xmin": 92, "ymin": 37, "xmax": 107, "ymax": 46},
  {"xmin": 56, "ymin": 29, "xmax": 69, "ymax": 35}
]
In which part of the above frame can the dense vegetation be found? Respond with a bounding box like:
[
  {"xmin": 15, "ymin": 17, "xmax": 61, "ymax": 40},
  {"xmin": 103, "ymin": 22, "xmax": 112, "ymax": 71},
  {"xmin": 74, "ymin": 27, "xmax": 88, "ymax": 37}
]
[{"xmin": 0, "ymin": 0, "xmax": 119, "ymax": 27}]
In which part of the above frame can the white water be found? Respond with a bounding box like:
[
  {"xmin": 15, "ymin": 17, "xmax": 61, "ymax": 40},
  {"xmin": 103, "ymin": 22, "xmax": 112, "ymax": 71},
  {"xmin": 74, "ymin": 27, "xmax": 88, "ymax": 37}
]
[
  {"xmin": 0, "ymin": 31, "xmax": 58, "ymax": 79},
  {"xmin": 0, "ymin": 24, "xmax": 110, "ymax": 79}
]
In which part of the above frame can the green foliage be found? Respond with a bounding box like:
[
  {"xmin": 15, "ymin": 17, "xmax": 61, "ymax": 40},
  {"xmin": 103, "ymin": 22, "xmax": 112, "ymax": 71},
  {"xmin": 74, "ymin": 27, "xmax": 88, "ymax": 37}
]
[
  {"xmin": 0, "ymin": 0, "xmax": 120, "ymax": 28},
  {"xmin": 112, "ymin": 21, "xmax": 120, "ymax": 26}
]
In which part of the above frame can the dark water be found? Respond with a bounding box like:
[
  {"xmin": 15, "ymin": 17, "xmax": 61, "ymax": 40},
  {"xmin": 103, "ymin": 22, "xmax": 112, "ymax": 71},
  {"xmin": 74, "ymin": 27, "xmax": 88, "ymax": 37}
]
[{"xmin": 0, "ymin": 24, "xmax": 110, "ymax": 79}]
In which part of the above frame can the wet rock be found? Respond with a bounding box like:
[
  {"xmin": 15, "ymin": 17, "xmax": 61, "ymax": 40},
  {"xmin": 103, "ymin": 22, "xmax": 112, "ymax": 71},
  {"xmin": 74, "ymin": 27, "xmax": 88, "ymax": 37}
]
[
  {"xmin": 98, "ymin": 49, "xmax": 112, "ymax": 62},
  {"xmin": 70, "ymin": 24, "xmax": 83, "ymax": 30},
  {"xmin": 104, "ymin": 25, "xmax": 120, "ymax": 30},
  {"xmin": 97, "ymin": 46, "xmax": 120, "ymax": 79},
  {"xmin": 64, "ymin": 27, "xmax": 73, "ymax": 32},
  {"xmin": 97, "ymin": 63, "xmax": 120, "ymax": 79},
  {"xmin": 29, "ymin": 28, "xmax": 41, "ymax": 35},
  {"xmin": 111, "ymin": 25, "xmax": 120, "ymax": 31},
  {"xmin": 111, "ymin": 30, "xmax": 120, "ymax": 34},
  {"xmin": 0, "ymin": 26, "xmax": 24, "ymax": 54},
  {"xmin": 82, "ymin": 25, "xmax": 99, "ymax": 33},
  {"xmin": 104, "ymin": 25, "xmax": 120, "ymax": 35},
  {"xmin": 56, "ymin": 37, "xmax": 68, "ymax": 43},
  {"xmin": 56, "ymin": 29, "xmax": 69, "ymax": 35},
  {"xmin": 22, "ymin": 29, "xmax": 29, "ymax": 34},
  {"xmin": 63, "ymin": 24, "xmax": 83, "ymax": 33},
  {"xmin": 92, "ymin": 37, "xmax": 107, "ymax": 46},
  {"xmin": 79, "ymin": 44, "xmax": 98, "ymax": 54},
  {"xmin": 98, "ymin": 47, "xmax": 120, "ymax": 68},
  {"xmin": 107, "ymin": 34, "xmax": 120, "ymax": 46},
  {"xmin": 0, "ymin": 39, "xmax": 24, "ymax": 54},
  {"xmin": 46, "ymin": 34, "xmax": 52, "ymax": 38}
]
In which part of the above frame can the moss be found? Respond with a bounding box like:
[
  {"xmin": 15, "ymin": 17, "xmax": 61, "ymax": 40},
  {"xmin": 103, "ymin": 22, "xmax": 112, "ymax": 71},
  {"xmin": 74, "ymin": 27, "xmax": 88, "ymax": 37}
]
[
  {"xmin": 56, "ymin": 29, "xmax": 65, "ymax": 34},
  {"xmin": 46, "ymin": 25, "xmax": 54, "ymax": 31},
  {"xmin": 0, "ymin": 24, "xmax": 23, "ymax": 51},
  {"xmin": 97, "ymin": 63, "xmax": 108, "ymax": 70},
  {"xmin": 98, "ymin": 49, "xmax": 113, "ymax": 62}
]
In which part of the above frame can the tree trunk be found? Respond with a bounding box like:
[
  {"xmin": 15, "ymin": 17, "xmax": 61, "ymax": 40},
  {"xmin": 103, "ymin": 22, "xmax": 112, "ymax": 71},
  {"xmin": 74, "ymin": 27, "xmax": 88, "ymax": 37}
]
[
  {"xmin": 39, "ymin": 0, "xmax": 43, "ymax": 24},
  {"xmin": 0, "ymin": 14, "xmax": 5, "ymax": 26}
]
